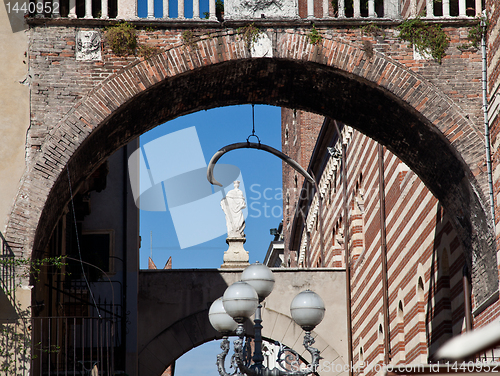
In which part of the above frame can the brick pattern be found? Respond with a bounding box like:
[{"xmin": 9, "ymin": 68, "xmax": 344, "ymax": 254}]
[
  {"xmin": 282, "ymin": 111, "xmax": 468, "ymax": 374},
  {"xmin": 282, "ymin": 109, "xmax": 324, "ymax": 258},
  {"xmin": 8, "ymin": 22, "xmax": 495, "ymax": 302},
  {"xmin": 486, "ymin": 0, "xmax": 500, "ymax": 279}
]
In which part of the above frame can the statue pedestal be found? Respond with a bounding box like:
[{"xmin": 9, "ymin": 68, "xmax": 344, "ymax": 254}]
[{"xmin": 221, "ymin": 237, "xmax": 249, "ymax": 269}]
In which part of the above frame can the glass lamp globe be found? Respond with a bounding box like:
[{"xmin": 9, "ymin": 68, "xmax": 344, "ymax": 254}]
[
  {"xmin": 241, "ymin": 262, "xmax": 275, "ymax": 302},
  {"xmin": 290, "ymin": 290, "xmax": 326, "ymax": 331},
  {"xmin": 209, "ymin": 297, "xmax": 238, "ymax": 334},
  {"xmin": 222, "ymin": 281, "xmax": 259, "ymax": 323}
]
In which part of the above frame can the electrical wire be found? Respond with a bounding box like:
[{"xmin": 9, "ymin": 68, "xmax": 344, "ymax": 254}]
[{"xmin": 67, "ymin": 167, "xmax": 102, "ymax": 319}]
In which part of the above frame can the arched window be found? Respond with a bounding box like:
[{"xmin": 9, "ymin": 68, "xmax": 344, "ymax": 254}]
[{"xmin": 418, "ymin": 276, "xmax": 424, "ymax": 300}]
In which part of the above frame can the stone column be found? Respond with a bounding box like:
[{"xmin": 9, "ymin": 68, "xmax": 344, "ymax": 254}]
[
  {"xmin": 193, "ymin": 0, "xmax": 199, "ymax": 18},
  {"xmin": 209, "ymin": 0, "xmax": 216, "ymax": 20},
  {"xmin": 68, "ymin": 0, "xmax": 77, "ymax": 18},
  {"xmin": 353, "ymin": 0, "xmax": 360, "ymax": 18},
  {"xmin": 178, "ymin": 0, "xmax": 184, "ymax": 18},
  {"xmin": 337, "ymin": 0, "xmax": 345, "ymax": 17},
  {"xmin": 163, "ymin": 0, "xmax": 169, "ymax": 18},
  {"xmin": 322, "ymin": 0, "xmax": 329, "ymax": 18},
  {"xmin": 307, "ymin": 0, "xmax": 314, "ymax": 18},
  {"xmin": 147, "ymin": 0, "xmax": 154, "ymax": 18},
  {"xmin": 443, "ymin": 0, "xmax": 450, "ymax": 17},
  {"xmin": 85, "ymin": 0, "xmax": 92, "ymax": 18},
  {"xmin": 426, "ymin": 0, "xmax": 433, "ymax": 17},
  {"xmin": 101, "ymin": 0, "xmax": 108, "ymax": 18},
  {"xmin": 475, "ymin": 0, "xmax": 481, "ymax": 16},
  {"xmin": 368, "ymin": 0, "xmax": 375, "ymax": 17},
  {"xmin": 459, "ymin": 0, "xmax": 466, "ymax": 16}
]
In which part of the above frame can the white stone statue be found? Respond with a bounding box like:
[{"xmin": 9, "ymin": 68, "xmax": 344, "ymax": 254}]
[{"xmin": 221, "ymin": 181, "xmax": 246, "ymax": 238}]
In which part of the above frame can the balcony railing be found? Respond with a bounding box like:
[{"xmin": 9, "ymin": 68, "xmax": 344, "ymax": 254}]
[
  {"xmin": 27, "ymin": 0, "xmax": 484, "ymax": 21},
  {"xmin": 0, "ymin": 232, "xmax": 17, "ymax": 309},
  {"xmin": 31, "ymin": 316, "xmax": 118, "ymax": 376}
]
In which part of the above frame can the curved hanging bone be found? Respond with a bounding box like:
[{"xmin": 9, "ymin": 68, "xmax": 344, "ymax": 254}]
[{"xmin": 207, "ymin": 142, "xmax": 315, "ymax": 187}]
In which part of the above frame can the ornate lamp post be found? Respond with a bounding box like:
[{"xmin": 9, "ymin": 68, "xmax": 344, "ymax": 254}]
[{"xmin": 209, "ymin": 262, "xmax": 326, "ymax": 376}]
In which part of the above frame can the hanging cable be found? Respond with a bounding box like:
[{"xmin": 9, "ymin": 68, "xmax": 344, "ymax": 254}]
[
  {"xmin": 67, "ymin": 167, "xmax": 102, "ymax": 319},
  {"xmin": 65, "ymin": 256, "xmax": 115, "ymax": 319},
  {"xmin": 247, "ymin": 104, "xmax": 261, "ymax": 144},
  {"xmin": 252, "ymin": 104, "xmax": 255, "ymax": 136}
]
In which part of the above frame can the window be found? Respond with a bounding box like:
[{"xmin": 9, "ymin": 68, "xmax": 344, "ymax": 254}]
[
  {"xmin": 67, "ymin": 229, "xmax": 114, "ymax": 281},
  {"xmin": 81, "ymin": 231, "xmax": 114, "ymax": 274}
]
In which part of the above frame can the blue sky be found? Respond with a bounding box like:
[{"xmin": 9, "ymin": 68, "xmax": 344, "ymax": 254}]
[
  {"xmin": 138, "ymin": 105, "xmax": 283, "ymax": 270},
  {"xmin": 137, "ymin": 0, "xmax": 211, "ymax": 18},
  {"xmin": 138, "ymin": 105, "xmax": 283, "ymax": 375},
  {"xmin": 136, "ymin": 0, "xmax": 282, "ymax": 370},
  {"xmin": 135, "ymin": 4, "xmax": 284, "ymax": 374}
]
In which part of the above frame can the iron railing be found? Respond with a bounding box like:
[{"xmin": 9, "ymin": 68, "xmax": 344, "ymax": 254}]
[
  {"xmin": 31, "ymin": 316, "xmax": 117, "ymax": 376},
  {"xmin": 476, "ymin": 346, "xmax": 500, "ymax": 363},
  {"xmin": 0, "ymin": 232, "xmax": 16, "ymax": 307}
]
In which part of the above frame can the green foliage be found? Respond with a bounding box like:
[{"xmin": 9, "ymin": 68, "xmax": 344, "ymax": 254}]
[
  {"xmin": 105, "ymin": 22, "xmax": 138, "ymax": 56},
  {"xmin": 360, "ymin": 22, "xmax": 385, "ymax": 38},
  {"xmin": 0, "ymin": 322, "xmax": 30, "ymax": 375},
  {"xmin": 216, "ymin": 0, "xmax": 224, "ymax": 13},
  {"xmin": 0, "ymin": 255, "xmax": 67, "ymax": 283},
  {"xmin": 458, "ymin": 17, "xmax": 487, "ymax": 51},
  {"xmin": 397, "ymin": 17, "xmax": 450, "ymax": 63},
  {"xmin": 0, "ymin": 255, "xmax": 68, "ymax": 373},
  {"xmin": 237, "ymin": 23, "xmax": 262, "ymax": 50},
  {"xmin": 203, "ymin": 0, "xmax": 223, "ymax": 19},
  {"xmin": 105, "ymin": 22, "xmax": 161, "ymax": 59},
  {"xmin": 182, "ymin": 30, "xmax": 199, "ymax": 50},
  {"xmin": 34, "ymin": 342, "xmax": 61, "ymax": 355},
  {"xmin": 138, "ymin": 44, "xmax": 160, "ymax": 59},
  {"xmin": 308, "ymin": 24, "xmax": 322, "ymax": 45}
]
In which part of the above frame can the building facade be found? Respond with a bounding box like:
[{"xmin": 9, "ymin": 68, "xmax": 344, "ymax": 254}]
[
  {"xmin": 1, "ymin": 0, "xmax": 500, "ymax": 373},
  {"xmin": 282, "ymin": 111, "xmax": 480, "ymax": 373},
  {"xmin": 30, "ymin": 142, "xmax": 139, "ymax": 375}
]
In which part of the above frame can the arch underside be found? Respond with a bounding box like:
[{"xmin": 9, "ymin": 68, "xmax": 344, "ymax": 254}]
[
  {"xmin": 139, "ymin": 308, "xmax": 344, "ymax": 376},
  {"xmin": 16, "ymin": 55, "xmax": 497, "ymax": 306}
]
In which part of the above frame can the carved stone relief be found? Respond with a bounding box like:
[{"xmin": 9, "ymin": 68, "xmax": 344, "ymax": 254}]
[{"xmin": 76, "ymin": 31, "xmax": 102, "ymax": 61}]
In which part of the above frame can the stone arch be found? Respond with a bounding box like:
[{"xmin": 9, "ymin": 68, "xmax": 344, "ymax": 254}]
[
  {"xmin": 139, "ymin": 308, "xmax": 345, "ymax": 376},
  {"xmin": 138, "ymin": 309, "xmax": 223, "ymax": 375},
  {"xmin": 8, "ymin": 30, "xmax": 496, "ymax": 303}
]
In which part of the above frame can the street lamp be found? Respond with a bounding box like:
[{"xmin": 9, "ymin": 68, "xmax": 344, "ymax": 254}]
[{"xmin": 209, "ymin": 262, "xmax": 326, "ymax": 376}]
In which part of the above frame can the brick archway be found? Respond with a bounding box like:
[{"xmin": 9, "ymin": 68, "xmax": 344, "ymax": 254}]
[{"xmin": 8, "ymin": 30, "xmax": 496, "ymax": 303}]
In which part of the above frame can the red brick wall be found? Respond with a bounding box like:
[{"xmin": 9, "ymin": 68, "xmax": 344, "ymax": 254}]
[
  {"xmin": 486, "ymin": 0, "xmax": 500, "ymax": 246},
  {"xmin": 283, "ymin": 113, "xmax": 468, "ymax": 372},
  {"xmin": 474, "ymin": 0, "xmax": 500, "ymax": 332},
  {"xmin": 281, "ymin": 109, "xmax": 324, "ymax": 264}
]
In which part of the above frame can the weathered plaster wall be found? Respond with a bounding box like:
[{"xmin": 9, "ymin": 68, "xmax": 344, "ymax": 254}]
[{"xmin": 0, "ymin": 8, "xmax": 29, "ymax": 232}]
